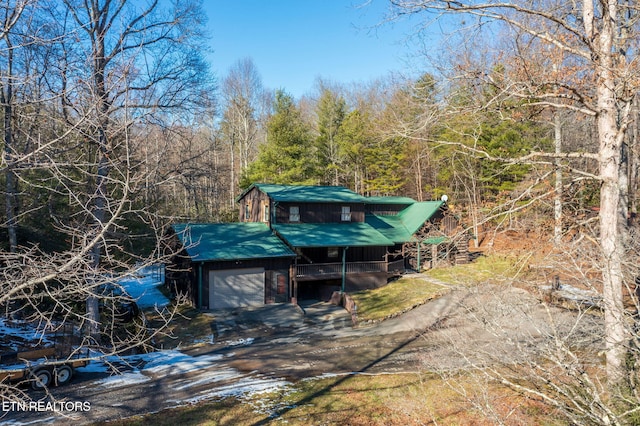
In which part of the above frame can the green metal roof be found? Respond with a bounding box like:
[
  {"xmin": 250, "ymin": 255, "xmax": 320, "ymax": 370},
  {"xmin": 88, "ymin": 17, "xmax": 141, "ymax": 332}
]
[
  {"xmin": 364, "ymin": 215, "xmax": 412, "ymax": 243},
  {"xmin": 365, "ymin": 201, "xmax": 444, "ymax": 244},
  {"xmin": 424, "ymin": 236, "xmax": 448, "ymax": 245},
  {"xmin": 365, "ymin": 196, "xmax": 416, "ymax": 205},
  {"xmin": 273, "ymin": 222, "xmax": 395, "ymax": 248},
  {"xmin": 172, "ymin": 222, "xmax": 296, "ymax": 262},
  {"xmin": 245, "ymin": 183, "xmax": 367, "ymax": 203},
  {"xmin": 398, "ymin": 201, "xmax": 444, "ymax": 234}
]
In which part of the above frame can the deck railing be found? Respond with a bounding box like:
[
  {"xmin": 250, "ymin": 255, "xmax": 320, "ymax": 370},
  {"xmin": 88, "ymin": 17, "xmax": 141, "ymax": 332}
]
[{"xmin": 295, "ymin": 261, "xmax": 388, "ymax": 278}]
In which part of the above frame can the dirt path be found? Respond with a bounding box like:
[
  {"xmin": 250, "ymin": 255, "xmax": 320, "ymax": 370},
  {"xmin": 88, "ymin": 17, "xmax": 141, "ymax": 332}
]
[{"xmin": 0, "ymin": 284, "xmax": 602, "ymax": 425}]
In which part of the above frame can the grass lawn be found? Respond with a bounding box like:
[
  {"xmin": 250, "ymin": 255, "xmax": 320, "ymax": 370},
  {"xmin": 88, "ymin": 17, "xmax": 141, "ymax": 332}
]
[
  {"xmin": 424, "ymin": 254, "xmax": 530, "ymax": 286},
  {"xmin": 350, "ymin": 254, "xmax": 529, "ymax": 322},
  {"xmin": 349, "ymin": 276, "xmax": 448, "ymax": 322}
]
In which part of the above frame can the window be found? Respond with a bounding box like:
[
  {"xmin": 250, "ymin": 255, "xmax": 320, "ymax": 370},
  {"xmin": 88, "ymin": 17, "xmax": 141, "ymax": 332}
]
[
  {"xmin": 244, "ymin": 204, "xmax": 251, "ymax": 221},
  {"xmin": 263, "ymin": 204, "xmax": 270, "ymax": 222},
  {"xmin": 328, "ymin": 247, "xmax": 339, "ymax": 258},
  {"xmin": 341, "ymin": 206, "xmax": 351, "ymax": 221},
  {"xmin": 289, "ymin": 206, "xmax": 300, "ymax": 222}
]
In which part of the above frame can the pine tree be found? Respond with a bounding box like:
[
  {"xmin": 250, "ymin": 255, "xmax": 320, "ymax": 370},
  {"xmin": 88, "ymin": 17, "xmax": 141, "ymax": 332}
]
[{"xmin": 241, "ymin": 90, "xmax": 315, "ymax": 186}]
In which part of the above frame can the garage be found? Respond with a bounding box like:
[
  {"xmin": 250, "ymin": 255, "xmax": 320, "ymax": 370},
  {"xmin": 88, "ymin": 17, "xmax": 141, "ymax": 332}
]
[{"xmin": 209, "ymin": 268, "xmax": 265, "ymax": 309}]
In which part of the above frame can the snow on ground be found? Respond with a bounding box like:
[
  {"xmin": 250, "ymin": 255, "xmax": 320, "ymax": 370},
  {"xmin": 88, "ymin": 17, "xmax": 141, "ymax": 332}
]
[
  {"xmin": 95, "ymin": 370, "xmax": 152, "ymax": 388},
  {"xmin": 75, "ymin": 347, "xmax": 290, "ymax": 403},
  {"xmin": 119, "ymin": 264, "xmax": 170, "ymax": 309},
  {"xmin": 2, "ymin": 267, "xmax": 291, "ymax": 421},
  {"xmin": 0, "ymin": 318, "xmax": 54, "ymax": 350}
]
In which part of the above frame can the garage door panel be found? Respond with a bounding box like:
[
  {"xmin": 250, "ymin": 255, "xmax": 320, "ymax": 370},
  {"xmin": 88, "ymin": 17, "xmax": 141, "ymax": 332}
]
[{"xmin": 209, "ymin": 268, "xmax": 264, "ymax": 309}]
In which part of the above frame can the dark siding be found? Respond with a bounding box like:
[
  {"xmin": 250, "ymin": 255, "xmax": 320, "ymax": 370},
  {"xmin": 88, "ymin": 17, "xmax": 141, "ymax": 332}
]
[
  {"xmin": 366, "ymin": 203, "xmax": 412, "ymax": 215},
  {"xmin": 167, "ymin": 253, "xmax": 293, "ymax": 309},
  {"xmin": 299, "ymin": 246, "xmax": 387, "ymax": 264},
  {"xmin": 237, "ymin": 187, "xmax": 270, "ymax": 223},
  {"xmin": 265, "ymin": 269, "xmax": 290, "ymax": 303},
  {"xmin": 275, "ymin": 202, "xmax": 365, "ymax": 224},
  {"xmin": 205, "ymin": 258, "xmax": 292, "ymax": 271}
]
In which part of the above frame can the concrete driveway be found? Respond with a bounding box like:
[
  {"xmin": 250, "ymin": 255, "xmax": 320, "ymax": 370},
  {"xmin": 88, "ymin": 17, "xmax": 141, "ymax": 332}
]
[{"xmin": 207, "ymin": 300, "xmax": 354, "ymax": 339}]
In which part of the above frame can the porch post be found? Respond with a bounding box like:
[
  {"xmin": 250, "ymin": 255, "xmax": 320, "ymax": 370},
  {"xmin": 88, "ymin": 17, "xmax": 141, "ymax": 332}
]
[
  {"xmin": 197, "ymin": 262, "xmax": 203, "ymax": 309},
  {"xmin": 341, "ymin": 246, "xmax": 349, "ymax": 293},
  {"xmin": 291, "ymin": 258, "xmax": 298, "ymax": 305},
  {"xmin": 417, "ymin": 240, "xmax": 421, "ymax": 272}
]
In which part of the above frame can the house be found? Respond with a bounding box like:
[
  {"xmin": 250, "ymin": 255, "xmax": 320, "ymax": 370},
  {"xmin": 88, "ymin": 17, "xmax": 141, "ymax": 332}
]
[
  {"xmin": 165, "ymin": 222, "xmax": 295, "ymax": 310},
  {"xmin": 166, "ymin": 184, "xmax": 460, "ymax": 310}
]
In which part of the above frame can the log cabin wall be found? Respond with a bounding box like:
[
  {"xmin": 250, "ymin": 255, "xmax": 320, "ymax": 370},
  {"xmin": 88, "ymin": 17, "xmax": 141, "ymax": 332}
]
[
  {"xmin": 274, "ymin": 202, "xmax": 365, "ymax": 224},
  {"xmin": 237, "ymin": 187, "xmax": 270, "ymax": 223}
]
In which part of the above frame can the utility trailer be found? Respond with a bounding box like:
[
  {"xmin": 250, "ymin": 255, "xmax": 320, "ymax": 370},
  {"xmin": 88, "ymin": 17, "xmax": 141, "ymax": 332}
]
[
  {"xmin": 0, "ymin": 347, "xmax": 90, "ymax": 390},
  {"xmin": 0, "ymin": 322, "xmax": 91, "ymax": 390}
]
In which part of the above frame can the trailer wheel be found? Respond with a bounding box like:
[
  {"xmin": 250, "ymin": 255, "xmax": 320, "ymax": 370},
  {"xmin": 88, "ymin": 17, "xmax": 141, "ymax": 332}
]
[
  {"xmin": 30, "ymin": 368, "xmax": 52, "ymax": 390},
  {"xmin": 54, "ymin": 365, "xmax": 73, "ymax": 386}
]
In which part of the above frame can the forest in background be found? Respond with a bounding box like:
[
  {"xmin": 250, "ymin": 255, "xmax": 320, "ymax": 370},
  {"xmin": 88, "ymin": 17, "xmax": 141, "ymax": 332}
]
[{"xmin": 0, "ymin": 4, "xmax": 618, "ymax": 251}]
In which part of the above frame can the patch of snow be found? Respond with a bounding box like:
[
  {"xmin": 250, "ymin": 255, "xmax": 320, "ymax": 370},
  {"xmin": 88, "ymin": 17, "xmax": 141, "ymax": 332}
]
[
  {"xmin": 541, "ymin": 283, "xmax": 602, "ymax": 306},
  {"xmin": 173, "ymin": 367, "xmax": 248, "ymax": 391},
  {"xmin": 143, "ymin": 351, "xmax": 224, "ymax": 374},
  {"xmin": 178, "ymin": 375, "xmax": 290, "ymax": 405},
  {"xmin": 95, "ymin": 370, "xmax": 151, "ymax": 388},
  {"xmin": 79, "ymin": 349, "xmax": 291, "ymax": 411},
  {"xmin": 0, "ymin": 318, "xmax": 53, "ymax": 348},
  {"xmin": 224, "ymin": 337, "xmax": 255, "ymax": 347},
  {"xmin": 75, "ymin": 360, "xmax": 110, "ymax": 374},
  {"xmin": 119, "ymin": 264, "xmax": 169, "ymax": 309}
]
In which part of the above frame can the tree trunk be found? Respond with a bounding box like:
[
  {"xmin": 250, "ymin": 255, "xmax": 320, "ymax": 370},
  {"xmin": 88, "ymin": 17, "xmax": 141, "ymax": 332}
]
[
  {"xmin": 629, "ymin": 98, "xmax": 639, "ymax": 224},
  {"xmin": 229, "ymin": 138, "xmax": 235, "ymax": 208},
  {"xmin": 86, "ymin": 22, "xmax": 110, "ymax": 337},
  {"xmin": 3, "ymin": 42, "xmax": 16, "ymax": 253},
  {"xmin": 4, "ymin": 105, "xmax": 17, "ymax": 253},
  {"xmin": 554, "ymin": 111, "xmax": 562, "ymax": 245},
  {"xmin": 597, "ymin": 41, "xmax": 628, "ymax": 386}
]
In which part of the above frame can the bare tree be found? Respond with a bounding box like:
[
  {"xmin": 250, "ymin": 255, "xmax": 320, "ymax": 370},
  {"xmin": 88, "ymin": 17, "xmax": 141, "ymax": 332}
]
[
  {"xmin": 1, "ymin": 0, "xmax": 30, "ymax": 253},
  {"xmin": 0, "ymin": 0, "xmax": 210, "ymax": 404},
  {"xmin": 56, "ymin": 0, "xmax": 210, "ymax": 334},
  {"xmin": 220, "ymin": 58, "xmax": 265, "ymax": 205},
  {"xmin": 387, "ymin": 0, "xmax": 638, "ymax": 389}
]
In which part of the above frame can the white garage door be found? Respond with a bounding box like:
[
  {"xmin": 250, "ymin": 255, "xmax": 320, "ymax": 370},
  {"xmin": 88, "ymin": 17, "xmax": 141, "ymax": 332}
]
[{"xmin": 209, "ymin": 268, "xmax": 265, "ymax": 309}]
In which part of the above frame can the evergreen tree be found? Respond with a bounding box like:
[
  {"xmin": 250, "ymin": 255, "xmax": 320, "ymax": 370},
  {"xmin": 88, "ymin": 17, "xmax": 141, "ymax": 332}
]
[
  {"xmin": 315, "ymin": 88, "xmax": 346, "ymax": 185},
  {"xmin": 241, "ymin": 90, "xmax": 314, "ymax": 186}
]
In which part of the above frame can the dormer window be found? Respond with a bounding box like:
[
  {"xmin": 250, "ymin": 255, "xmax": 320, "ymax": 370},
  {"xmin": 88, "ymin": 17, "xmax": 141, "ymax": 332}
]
[
  {"xmin": 289, "ymin": 206, "xmax": 300, "ymax": 222},
  {"xmin": 341, "ymin": 206, "xmax": 351, "ymax": 222}
]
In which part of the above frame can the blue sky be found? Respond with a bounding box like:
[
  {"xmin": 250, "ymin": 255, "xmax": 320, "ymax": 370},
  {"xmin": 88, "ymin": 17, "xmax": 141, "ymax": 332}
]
[{"xmin": 203, "ymin": 1, "xmax": 426, "ymax": 99}]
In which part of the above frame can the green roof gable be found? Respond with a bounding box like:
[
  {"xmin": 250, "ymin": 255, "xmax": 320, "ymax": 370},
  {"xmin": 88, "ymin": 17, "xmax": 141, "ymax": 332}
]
[
  {"xmin": 366, "ymin": 201, "xmax": 444, "ymax": 243},
  {"xmin": 397, "ymin": 201, "xmax": 444, "ymax": 234},
  {"xmin": 243, "ymin": 183, "xmax": 366, "ymax": 203},
  {"xmin": 365, "ymin": 196, "xmax": 416, "ymax": 205},
  {"xmin": 172, "ymin": 222, "xmax": 296, "ymax": 262},
  {"xmin": 274, "ymin": 222, "xmax": 394, "ymax": 248}
]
